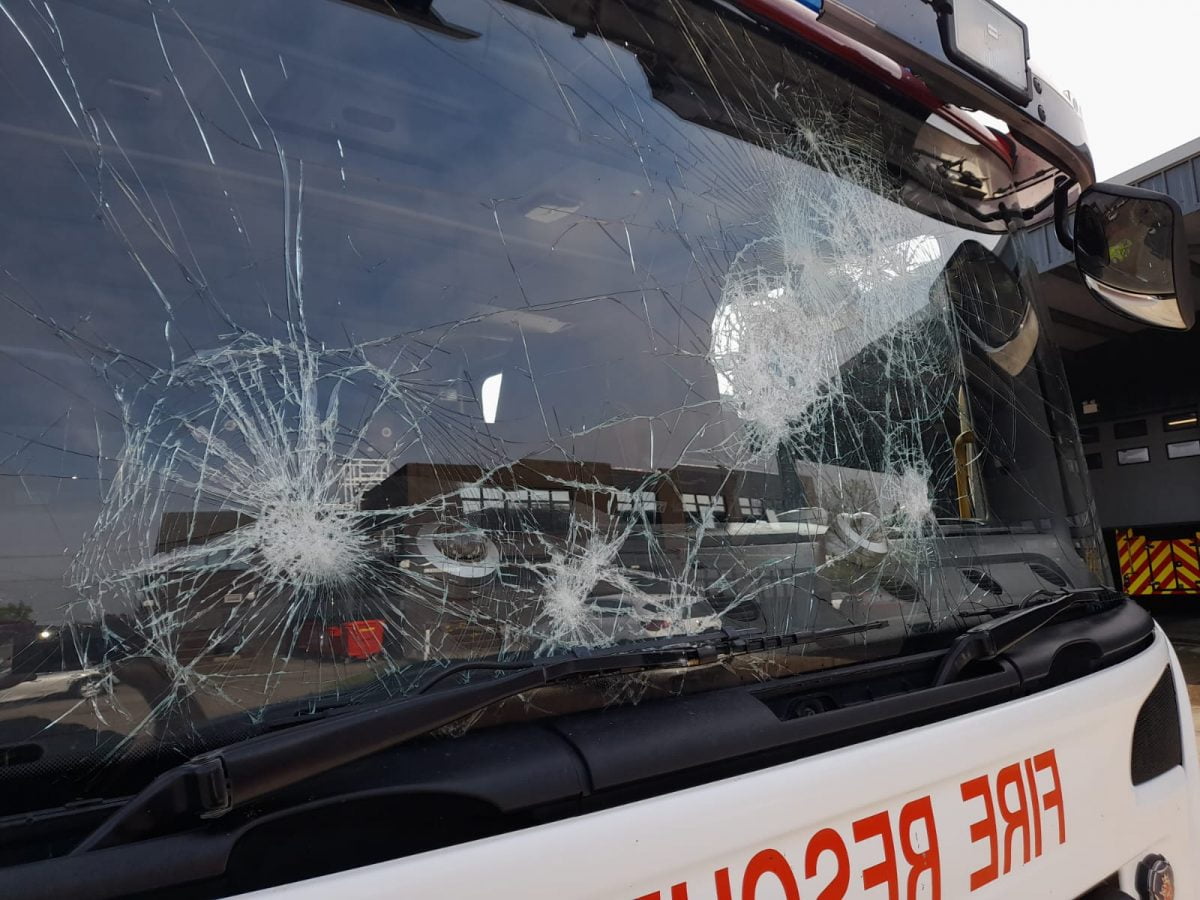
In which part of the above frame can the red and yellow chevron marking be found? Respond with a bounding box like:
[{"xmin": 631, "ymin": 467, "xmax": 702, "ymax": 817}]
[
  {"xmin": 1173, "ymin": 538, "xmax": 1200, "ymax": 593},
  {"xmin": 1149, "ymin": 539, "xmax": 1178, "ymax": 592},
  {"xmin": 1116, "ymin": 529, "xmax": 1152, "ymax": 595}
]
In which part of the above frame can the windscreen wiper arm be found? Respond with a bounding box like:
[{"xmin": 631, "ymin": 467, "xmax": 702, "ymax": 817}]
[
  {"xmin": 932, "ymin": 586, "xmax": 1125, "ymax": 687},
  {"xmin": 73, "ymin": 621, "xmax": 884, "ymax": 854}
]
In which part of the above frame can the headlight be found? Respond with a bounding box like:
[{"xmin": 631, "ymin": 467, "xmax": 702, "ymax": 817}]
[{"xmin": 937, "ymin": 0, "xmax": 1031, "ymax": 103}]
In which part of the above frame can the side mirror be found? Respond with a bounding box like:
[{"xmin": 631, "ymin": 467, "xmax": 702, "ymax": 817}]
[{"xmin": 1070, "ymin": 182, "xmax": 1195, "ymax": 330}]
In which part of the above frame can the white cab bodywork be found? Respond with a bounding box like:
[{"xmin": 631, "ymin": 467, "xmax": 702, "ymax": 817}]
[{"xmin": 246, "ymin": 628, "xmax": 1200, "ymax": 899}]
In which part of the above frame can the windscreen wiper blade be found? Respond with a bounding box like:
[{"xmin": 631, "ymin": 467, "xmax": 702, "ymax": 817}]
[
  {"xmin": 932, "ymin": 586, "xmax": 1125, "ymax": 687},
  {"xmin": 73, "ymin": 620, "xmax": 884, "ymax": 854}
]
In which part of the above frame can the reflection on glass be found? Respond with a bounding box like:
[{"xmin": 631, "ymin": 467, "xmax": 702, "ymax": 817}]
[
  {"xmin": 1076, "ymin": 194, "xmax": 1175, "ymax": 295},
  {"xmin": 1073, "ymin": 188, "xmax": 1192, "ymax": 329}
]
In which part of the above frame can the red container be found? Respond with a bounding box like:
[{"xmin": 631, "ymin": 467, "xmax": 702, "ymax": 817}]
[
  {"xmin": 335, "ymin": 619, "xmax": 385, "ymax": 660},
  {"xmin": 298, "ymin": 619, "xmax": 385, "ymax": 660}
]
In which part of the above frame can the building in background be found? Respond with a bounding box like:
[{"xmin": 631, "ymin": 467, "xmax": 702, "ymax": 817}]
[{"xmin": 1032, "ymin": 137, "xmax": 1200, "ymax": 600}]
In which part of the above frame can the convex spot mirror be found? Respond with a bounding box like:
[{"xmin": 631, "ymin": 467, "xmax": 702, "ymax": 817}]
[
  {"xmin": 939, "ymin": 240, "xmax": 1039, "ymax": 376},
  {"xmin": 1072, "ymin": 183, "xmax": 1196, "ymax": 330}
]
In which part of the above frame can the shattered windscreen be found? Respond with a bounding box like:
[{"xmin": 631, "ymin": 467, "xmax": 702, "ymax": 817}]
[{"xmin": 0, "ymin": 0, "xmax": 1104, "ymax": 810}]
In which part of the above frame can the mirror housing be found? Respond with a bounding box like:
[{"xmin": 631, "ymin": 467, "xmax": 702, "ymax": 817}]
[{"xmin": 1070, "ymin": 182, "xmax": 1195, "ymax": 330}]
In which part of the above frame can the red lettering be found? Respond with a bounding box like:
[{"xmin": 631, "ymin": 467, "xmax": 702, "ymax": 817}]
[
  {"xmin": 741, "ymin": 849, "xmax": 799, "ymax": 900},
  {"xmin": 654, "ymin": 870, "xmax": 733, "ymax": 900},
  {"xmin": 995, "ymin": 763, "xmax": 1031, "ymax": 872},
  {"xmin": 1022, "ymin": 757, "xmax": 1043, "ymax": 858},
  {"xmin": 960, "ymin": 775, "xmax": 999, "ymax": 890},
  {"xmin": 853, "ymin": 811, "xmax": 898, "ymax": 900},
  {"xmin": 898, "ymin": 796, "xmax": 941, "ymax": 900},
  {"xmin": 642, "ymin": 751, "xmax": 1064, "ymax": 900},
  {"xmin": 805, "ymin": 827, "xmax": 850, "ymax": 900},
  {"xmin": 1033, "ymin": 749, "xmax": 1066, "ymax": 845}
]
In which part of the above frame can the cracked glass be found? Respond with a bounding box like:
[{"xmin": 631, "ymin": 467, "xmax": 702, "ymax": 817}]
[{"xmin": 0, "ymin": 0, "xmax": 1104, "ymax": 815}]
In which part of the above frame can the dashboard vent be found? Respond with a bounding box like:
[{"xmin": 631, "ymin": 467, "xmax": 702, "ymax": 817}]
[
  {"xmin": 880, "ymin": 578, "xmax": 920, "ymax": 603},
  {"xmin": 1029, "ymin": 563, "xmax": 1068, "ymax": 588},
  {"xmin": 1131, "ymin": 666, "xmax": 1183, "ymax": 786},
  {"xmin": 721, "ymin": 599, "xmax": 763, "ymax": 624},
  {"xmin": 961, "ymin": 568, "xmax": 1004, "ymax": 595}
]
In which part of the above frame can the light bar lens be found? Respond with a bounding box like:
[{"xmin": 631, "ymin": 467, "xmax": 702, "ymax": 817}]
[{"xmin": 949, "ymin": 0, "xmax": 1028, "ymax": 95}]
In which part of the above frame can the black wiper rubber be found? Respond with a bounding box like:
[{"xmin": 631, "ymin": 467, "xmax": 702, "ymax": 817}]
[
  {"xmin": 72, "ymin": 621, "xmax": 883, "ymax": 853},
  {"xmin": 932, "ymin": 587, "xmax": 1125, "ymax": 687}
]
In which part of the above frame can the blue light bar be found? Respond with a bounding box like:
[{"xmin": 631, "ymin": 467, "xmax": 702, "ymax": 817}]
[{"xmin": 795, "ymin": 0, "xmax": 823, "ymax": 11}]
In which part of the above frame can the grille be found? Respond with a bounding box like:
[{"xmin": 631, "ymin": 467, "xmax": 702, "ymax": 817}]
[
  {"xmin": 1131, "ymin": 666, "xmax": 1183, "ymax": 785},
  {"xmin": 0, "ymin": 744, "xmax": 42, "ymax": 767}
]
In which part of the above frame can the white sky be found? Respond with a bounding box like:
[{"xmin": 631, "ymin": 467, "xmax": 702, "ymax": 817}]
[{"xmin": 1001, "ymin": 0, "xmax": 1197, "ymax": 179}]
